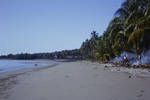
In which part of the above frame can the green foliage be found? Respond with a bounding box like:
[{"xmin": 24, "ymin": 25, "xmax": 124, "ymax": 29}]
[
  {"xmin": 80, "ymin": 0, "xmax": 150, "ymax": 62},
  {"xmin": 0, "ymin": 49, "xmax": 82, "ymax": 60}
]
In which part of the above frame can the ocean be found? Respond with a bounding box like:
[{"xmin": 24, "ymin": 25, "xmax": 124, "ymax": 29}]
[{"xmin": 0, "ymin": 59, "xmax": 55, "ymax": 73}]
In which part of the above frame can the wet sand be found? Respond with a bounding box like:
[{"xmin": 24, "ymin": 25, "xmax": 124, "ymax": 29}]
[{"xmin": 0, "ymin": 61, "xmax": 150, "ymax": 100}]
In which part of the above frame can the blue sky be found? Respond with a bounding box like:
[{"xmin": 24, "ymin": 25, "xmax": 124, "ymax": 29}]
[{"xmin": 0, "ymin": 0, "xmax": 123, "ymax": 55}]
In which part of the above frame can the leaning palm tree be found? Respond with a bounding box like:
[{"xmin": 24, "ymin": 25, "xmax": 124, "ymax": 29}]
[
  {"xmin": 128, "ymin": 28, "xmax": 144, "ymax": 54},
  {"xmin": 114, "ymin": 0, "xmax": 150, "ymax": 54}
]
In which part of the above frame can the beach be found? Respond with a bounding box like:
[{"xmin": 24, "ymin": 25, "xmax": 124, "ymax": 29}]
[{"xmin": 0, "ymin": 61, "xmax": 150, "ymax": 100}]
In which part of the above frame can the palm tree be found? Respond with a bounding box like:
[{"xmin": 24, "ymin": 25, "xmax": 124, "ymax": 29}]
[
  {"xmin": 114, "ymin": 0, "xmax": 150, "ymax": 54},
  {"xmin": 80, "ymin": 31, "xmax": 99, "ymax": 60},
  {"xmin": 80, "ymin": 0, "xmax": 150, "ymax": 61},
  {"xmin": 128, "ymin": 28, "xmax": 144, "ymax": 54}
]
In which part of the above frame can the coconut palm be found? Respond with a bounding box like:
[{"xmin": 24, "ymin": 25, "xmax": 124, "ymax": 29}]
[
  {"xmin": 80, "ymin": 0, "xmax": 150, "ymax": 61},
  {"xmin": 114, "ymin": 0, "xmax": 150, "ymax": 54}
]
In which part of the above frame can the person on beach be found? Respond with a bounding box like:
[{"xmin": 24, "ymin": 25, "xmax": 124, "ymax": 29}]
[{"xmin": 123, "ymin": 55, "xmax": 129, "ymax": 65}]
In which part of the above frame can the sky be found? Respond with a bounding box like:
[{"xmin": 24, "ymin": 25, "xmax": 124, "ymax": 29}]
[{"xmin": 0, "ymin": 0, "xmax": 123, "ymax": 55}]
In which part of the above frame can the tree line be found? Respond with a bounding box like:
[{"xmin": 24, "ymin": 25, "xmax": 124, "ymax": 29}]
[
  {"xmin": 80, "ymin": 0, "xmax": 150, "ymax": 62},
  {"xmin": 0, "ymin": 49, "xmax": 82, "ymax": 60}
]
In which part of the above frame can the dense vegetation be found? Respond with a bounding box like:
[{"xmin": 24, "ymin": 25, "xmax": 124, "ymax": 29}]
[
  {"xmin": 80, "ymin": 0, "xmax": 150, "ymax": 61},
  {"xmin": 0, "ymin": 49, "xmax": 82, "ymax": 60}
]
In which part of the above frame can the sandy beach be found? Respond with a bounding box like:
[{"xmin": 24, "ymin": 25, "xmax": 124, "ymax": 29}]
[{"xmin": 0, "ymin": 61, "xmax": 150, "ymax": 100}]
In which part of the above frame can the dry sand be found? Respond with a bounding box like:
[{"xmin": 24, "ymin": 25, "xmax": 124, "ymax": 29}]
[{"xmin": 0, "ymin": 61, "xmax": 150, "ymax": 100}]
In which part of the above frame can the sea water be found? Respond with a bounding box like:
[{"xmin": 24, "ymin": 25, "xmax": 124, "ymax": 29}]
[{"xmin": 0, "ymin": 59, "xmax": 56, "ymax": 73}]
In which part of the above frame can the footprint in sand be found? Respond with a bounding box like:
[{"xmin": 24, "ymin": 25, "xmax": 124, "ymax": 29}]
[
  {"xmin": 140, "ymin": 90, "xmax": 144, "ymax": 93},
  {"xmin": 136, "ymin": 90, "xmax": 144, "ymax": 99},
  {"xmin": 65, "ymin": 75, "xmax": 70, "ymax": 78},
  {"xmin": 93, "ymin": 66, "xmax": 98, "ymax": 70},
  {"xmin": 136, "ymin": 94, "xmax": 143, "ymax": 98}
]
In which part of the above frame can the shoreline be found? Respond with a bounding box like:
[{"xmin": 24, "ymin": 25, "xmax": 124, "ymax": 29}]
[
  {"xmin": 0, "ymin": 61, "xmax": 150, "ymax": 100},
  {"xmin": 0, "ymin": 62, "xmax": 59, "ymax": 99}
]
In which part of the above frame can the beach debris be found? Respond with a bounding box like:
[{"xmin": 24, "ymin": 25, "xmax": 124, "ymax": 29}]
[
  {"xmin": 104, "ymin": 65, "xmax": 108, "ymax": 68},
  {"xmin": 104, "ymin": 65, "xmax": 108, "ymax": 70}
]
